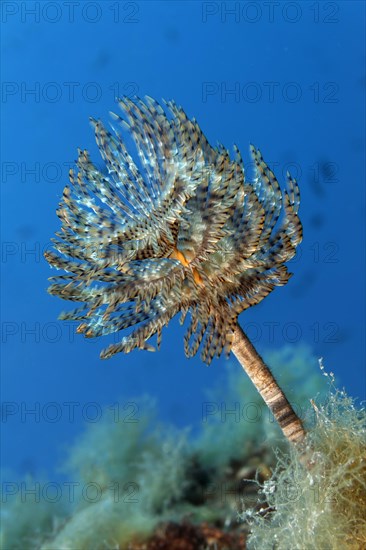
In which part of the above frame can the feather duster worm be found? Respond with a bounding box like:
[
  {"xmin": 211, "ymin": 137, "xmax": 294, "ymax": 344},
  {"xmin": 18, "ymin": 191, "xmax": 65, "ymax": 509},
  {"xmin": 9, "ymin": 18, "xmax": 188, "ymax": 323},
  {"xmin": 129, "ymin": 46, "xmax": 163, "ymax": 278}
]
[{"xmin": 45, "ymin": 97, "xmax": 305, "ymax": 444}]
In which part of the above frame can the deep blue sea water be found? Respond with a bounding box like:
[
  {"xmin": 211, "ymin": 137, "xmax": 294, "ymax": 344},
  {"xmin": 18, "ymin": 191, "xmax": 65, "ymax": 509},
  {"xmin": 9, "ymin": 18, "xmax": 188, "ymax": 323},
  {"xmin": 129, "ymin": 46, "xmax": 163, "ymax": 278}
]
[{"xmin": 1, "ymin": 1, "xmax": 365, "ymax": 479}]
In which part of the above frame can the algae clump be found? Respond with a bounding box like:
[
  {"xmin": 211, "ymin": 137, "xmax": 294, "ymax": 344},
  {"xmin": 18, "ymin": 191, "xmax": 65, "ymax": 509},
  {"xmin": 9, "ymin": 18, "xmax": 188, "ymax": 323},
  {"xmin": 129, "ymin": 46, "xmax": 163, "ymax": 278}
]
[{"xmin": 244, "ymin": 371, "xmax": 366, "ymax": 549}]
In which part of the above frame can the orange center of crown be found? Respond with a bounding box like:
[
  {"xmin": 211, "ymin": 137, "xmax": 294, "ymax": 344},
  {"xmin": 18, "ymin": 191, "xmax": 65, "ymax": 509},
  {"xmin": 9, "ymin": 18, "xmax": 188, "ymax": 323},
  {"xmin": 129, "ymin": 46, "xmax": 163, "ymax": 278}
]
[{"xmin": 170, "ymin": 247, "xmax": 203, "ymax": 285}]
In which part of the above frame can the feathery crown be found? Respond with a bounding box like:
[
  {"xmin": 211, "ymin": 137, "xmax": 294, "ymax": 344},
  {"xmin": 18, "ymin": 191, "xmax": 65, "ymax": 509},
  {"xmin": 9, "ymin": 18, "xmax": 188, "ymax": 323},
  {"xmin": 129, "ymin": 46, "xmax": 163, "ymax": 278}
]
[{"xmin": 45, "ymin": 96, "xmax": 302, "ymax": 364}]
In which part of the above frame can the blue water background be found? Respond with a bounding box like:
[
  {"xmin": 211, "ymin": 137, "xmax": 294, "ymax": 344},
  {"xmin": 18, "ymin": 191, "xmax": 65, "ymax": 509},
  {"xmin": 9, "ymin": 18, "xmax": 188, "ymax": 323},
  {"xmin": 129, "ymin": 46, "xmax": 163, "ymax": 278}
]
[{"xmin": 1, "ymin": 1, "xmax": 365, "ymax": 477}]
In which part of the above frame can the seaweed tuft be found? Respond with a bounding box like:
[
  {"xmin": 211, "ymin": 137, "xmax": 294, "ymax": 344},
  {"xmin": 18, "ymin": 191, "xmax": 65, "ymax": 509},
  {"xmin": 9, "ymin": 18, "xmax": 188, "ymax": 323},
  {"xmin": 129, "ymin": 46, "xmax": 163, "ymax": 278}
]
[{"xmin": 243, "ymin": 369, "xmax": 366, "ymax": 549}]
